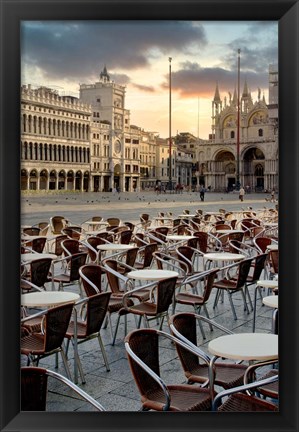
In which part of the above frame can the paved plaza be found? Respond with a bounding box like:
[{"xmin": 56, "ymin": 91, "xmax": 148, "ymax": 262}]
[{"xmin": 21, "ymin": 190, "xmax": 277, "ymax": 412}]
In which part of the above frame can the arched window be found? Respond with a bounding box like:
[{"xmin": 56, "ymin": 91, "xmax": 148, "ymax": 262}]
[
  {"xmin": 230, "ymin": 131, "xmax": 235, "ymax": 139},
  {"xmin": 258, "ymin": 128, "xmax": 263, "ymax": 137}
]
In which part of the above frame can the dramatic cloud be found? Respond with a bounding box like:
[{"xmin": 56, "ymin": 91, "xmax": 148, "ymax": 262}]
[{"xmin": 21, "ymin": 21, "xmax": 207, "ymax": 82}]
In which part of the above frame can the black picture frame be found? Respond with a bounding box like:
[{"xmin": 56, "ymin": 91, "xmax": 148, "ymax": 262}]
[{"xmin": 0, "ymin": 0, "xmax": 298, "ymax": 431}]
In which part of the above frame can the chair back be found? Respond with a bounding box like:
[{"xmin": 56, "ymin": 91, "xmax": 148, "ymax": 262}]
[
  {"xmin": 23, "ymin": 227, "xmax": 41, "ymax": 236},
  {"xmin": 104, "ymin": 260, "xmax": 124, "ymax": 295},
  {"xmin": 124, "ymin": 222, "xmax": 135, "ymax": 231},
  {"xmin": 21, "ymin": 367, "xmax": 48, "ymax": 411},
  {"xmin": 215, "ymin": 224, "xmax": 231, "ymax": 231},
  {"xmin": 43, "ymin": 303, "xmax": 73, "ymax": 352},
  {"xmin": 84, "ymin": 292, "xmax": 111, "ymax": 336},
  {"xmin": 142, "ymin": 243, "xmax": 158, "ymax": 268},
  {"xmin": 125, "ymin": 247, "xmax": 139, "ymax": 267},
  {"xmin": 119, "ymin": 230, "xmax": 133, "ymax": 244},
  {"xmin": 125, "ymin": 329, "xmax": 161, "ymax": 399},
  {"xmin": 53, "ymin": 235, "xmax": 68, "ymax": 256},
  {"xmin": 251, "ymin": 253, "xmax": 268, "ymax": 282},
  {"xmin": 177, "ymin": 246, "xmax": 194, "ymax": 274},
  {"xmin": 62, "ymin": 227, "xmax": 81, "ymax": 240},
  {"xmin": 202, "ymin": 269, "xmax": 219, "ymax": 302},
  {"xmin": 80, "ymin": 264, "xmax": 103, "ymax": 296},
  {"xmin": 193, "ymin": 231, "xmax": 208, "ymax": 253},
  {"xmin": 50, "ymin": 216, "xmax": 66, "ymax": 234},
  {"xmin": 62, "ymin": 239, "xmax": 80, "ymax": 256},
  {"xmin": 31, "ymin": 237, "xmax": 47, "ymax": 253},
  {"xmin": 254, "ymin": 237, "xmax": 272, "ymax": 253},
  {"xmin": 30, "ymin": 258, "xmax": 52, "ymax": 287},
  {"xmin": 91, "ymin": 216, "xmax": 103, "ymax": 222},
  {"xmin": 69, "ymin": 253, "xmax": 88, "ymax": 281},
  {"xmin": 86, "ymin": 236, "xmax": 106, "ymax": 262},
  {"xmin": 269, "ymin": 250, "xmax": 279, "ymax": 273},
  {"xmin": 106, "ymin": 217, "xmax": 120, "ymax": 227},
  {"xmin": 155, "ymin": 276, "xmax": 177, "ymax": 314},
  {"xmin": 170, "ymin": 313, "xmax": 202, "ymax": 372},
  {"xmin": 235, "ymin": 258, "xmax": 254, "ymax": 289}
]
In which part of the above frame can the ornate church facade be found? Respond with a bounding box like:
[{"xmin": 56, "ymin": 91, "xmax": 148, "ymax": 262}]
[{"xmin": 197, "ymin": 66, "xmax": 278, "ymax": 192}]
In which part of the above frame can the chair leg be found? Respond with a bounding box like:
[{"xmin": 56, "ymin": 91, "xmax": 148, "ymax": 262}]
[
  {"xmin": 202, "ymin": 305, "xmax": 214, "ymax": 332},
  {"xmin": 97, "ymin": 334, "xmax": 110, "ymax": 372},
  {"xmin": 70, "ymin": 339, "xmax": 85, "ymax": 384},
  {"xmin": 240, "ymin": 288, "xmax": 250, "ymax": 314},
  {"xmin": 227, "ymin": 291, "xmax": 238, "ymax": 320},
  {"xmin": 60, "ymin": 348, "xmax": 73, "ymax": 381},
  {"xmin": 252, "ymin": 286, "xmax": 258, "ymax": 332},
  {"xmin": 244, "ymin": 284, "xmax": 253, "ymax": 311},
  {"xmin": 112, "ymin": 315, "xmax": 121, "ymax": 346}
]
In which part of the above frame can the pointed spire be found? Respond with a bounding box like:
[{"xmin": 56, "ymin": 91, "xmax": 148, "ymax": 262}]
[
  {"xmin": 100, "ymin": 65, "xmax": 110, "ymax": 82},
  {"xmin": 213, "ymin": 82, "xmax": 221, "ymax": 102},
  {"xmin": 232, "ymin": 87, "xmax": 238, "ymax": 105},
  {"xmin": 242, "ymin": 79, "xmax": 249, "ymax": 97}
]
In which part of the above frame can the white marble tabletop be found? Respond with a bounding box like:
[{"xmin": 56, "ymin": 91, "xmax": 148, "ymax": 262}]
[
  {"xmin": 166, "ymin": 235, "xmax": 195, "ymax": 241},
  {"xmin": 263, "ymin": 295, "xmax": 278, "ymax": 309},
  {"xmin": 266, "ymin": 244, "xmax": 279, "ymax": 251},
  {"xmin": 127, "ymin": 269, "xmax": 178, "ymax": 281},
  {"xmin": 97, "ymin": 244, "xmax": 135, "ymax": 251},
  {"xmin": 21, "ymin": 291, "xmax": 79, "ymax": 308},
  {"xmin": 204, "ymin": 252, "xmax": 245, "ymax": 261},
  {"xmin": 21, "ymin": 253, "xmax": 57, "ymax": 263},
  {"xmin": 208, "ymin": 333, "xmax": 278, "ymax": 361},
  {"xmin": 257, "ymin": 279, "xmax": 278, "ymax": 289}
]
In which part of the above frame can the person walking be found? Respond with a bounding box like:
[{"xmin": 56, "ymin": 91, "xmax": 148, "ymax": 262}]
[
  {"xmin": 199, "ymin": 185, "xmax": 206, "ymax": 202},
  {"xmin": 239, "ymin": 186, "xmax": 245, "ymax": 202}
]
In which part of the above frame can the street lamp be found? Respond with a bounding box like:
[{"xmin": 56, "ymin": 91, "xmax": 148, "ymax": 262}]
[
  {"xmin": 236, "ymin": 48, "xmax": 241, "ymax": 190},
  {"xmin": 169, "ymin": 57, "xmax": 172, "ymax": 192}
]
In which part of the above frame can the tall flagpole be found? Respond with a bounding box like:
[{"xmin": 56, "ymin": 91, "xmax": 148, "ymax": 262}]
[
  {"xmin": 236, "ymin": 48, "xmax": 241, "ymax": 189},
  {"xmin": 169, "ymin": 57, "xmax": 172, "ymax": 191}
]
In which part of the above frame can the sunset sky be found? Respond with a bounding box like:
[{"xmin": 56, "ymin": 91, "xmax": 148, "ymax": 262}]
[{"xmin": 21, "ymin": 20, "xmax": 278, "ymax": 139}]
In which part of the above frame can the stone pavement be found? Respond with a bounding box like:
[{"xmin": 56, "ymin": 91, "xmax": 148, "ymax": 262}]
[{"xmin": 21, "ymin": 191, "xmax": 277, "ymax": 411}]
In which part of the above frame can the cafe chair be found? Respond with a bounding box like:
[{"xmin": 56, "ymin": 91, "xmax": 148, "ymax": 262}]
[
  {"xmin": 169, "ymin": 313, "xmax": 248, "ymax": 391},
  {"xmin": 124, "ymin": 328, "xmax": 212, "ymax": 411},
  {"xmin": 243, "ymin": 359, "xmax": 279, "ymax": 401},
  {"xmin": 212, "ymin": 374, "xmax": 278, "ymax": 412},
  {"xmin": 21, "ymin": 367, "xmax": 106, "ymax": 411},
  {"xmin": 52, "ymin": 252, "xmax": 88, "ymax": 294},
  {"xmin": 50, "ymin": 216, "xmax": 68, "ymax": 234},
  {"xmin": 22, "ymin": 236, "xmax": 47, "ymax": 254},
  {"xmin": 21, "ymin": 257, "xmax": 53, "ymax": 291},
  {"xmin": 21, "ymin": 303, "xmax": 73, "ymax": 380},
  {"xmin": 212, "ymin": 257, "xmax": 254, "ymax": 320},
  {"xmin": 79, "ymin": 264, "xmax": 135, "ymax": 344},
  {"xmin": 119, "ymin": 276, "xmax": 178, "ymax": 337},
  {"xmin": 134, "ymin": 242, "xmax": 158, "ymax": 270},
  {"xmin": 65, "ymin": 292, "xmax": 111, "ymax": 383},
  {"xmin": 62, "ymin": 226, "xmax": 82, "ymax": 241},
  {"xmin": 23, "ymin": 227, "xmax": 41, "ymax": 236},
  {"xmin": 47, "ymin": 234, "xmax": 68, "ymax": 259},
  {"xmin": 173, "ymin": 269, "xmax": 219, "ymax": 338}
]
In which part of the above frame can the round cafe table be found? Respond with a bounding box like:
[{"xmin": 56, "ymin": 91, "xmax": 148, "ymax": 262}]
[
  {"xmin": 266, "ymin": 244, "xmax": 279, "ymax": 251},
  {"xmin": 21, "ymin": 253, "xmax": 57, "ymax": 263},
  {"xmin": 203, "ymin": 252, "xmax": 245, "ymax": 270},
  {"xmin": 263, "ymin": 295, "xmax": 278, "ymax": 333},
  {"xmin": 21, "ymin": 291, "xmax": 80, "ymax": 308},
  {"xmin": 127, "ymin": 269, "xmax": 178, "ymax": 281},
  {"xmin": 208, "ymin": 332, "xmax": 278, "ymax": 362},
  {"xmin": 252, "ymin": 279, "xmax": 278, "ymax": 332},
  {"xmin": 97, "ymin": 244, "xmax": 135, "ymax": 252},
  {"xmin": 166, "ymin": 235, "xmax": 195, "ymax": 242}
]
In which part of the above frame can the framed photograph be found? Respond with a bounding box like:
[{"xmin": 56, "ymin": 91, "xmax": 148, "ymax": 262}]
[{"xmin": 1, "ymin": 0, "xmax": 298, "ymax": 431}]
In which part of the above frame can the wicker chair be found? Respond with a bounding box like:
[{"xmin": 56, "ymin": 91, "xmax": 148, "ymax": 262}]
[
  {"xmin": 174, "ymin": 269, "xmax": 219, "ymax": 338},
  {"xmin": 134, "ymin": 243, "xmax": 158, "ymax": 270},
  {"xmin": 21, "ymin": 303, "xmax": 73, "ymax": 379},
  {"xmin": 169, "ymin": 313, "xmax": 248, "ymax": 391},
  {"xmin": 120, "ymin": 276, "xmax": 178, "ymax": 333},
  {"xmin": 48, "ymin": 234, "xmax": 68, "ymax": 258},
  {"xmin": 253, "ymin": 236, "xmax": 272, "ymax": 253},
  {"xmin": 62, "ymin": 226, "xmax": 82, "ymax": 240},
  {"xmin": 65, "ymin": 292, "xmax": 111, "ymax": 383},
  {"xmin": 212, "ymin": 374, "xmax": 278, "ymax": 411},
  {"xmin": 125, "ymin": 328, "xmax": 212, "ymax": 411},
  {"xmin": 212, "ymin": 257, "xmax": 254, "ymax": 320},
  {"xmin": 50, "ymin": 216, "xmax": 67, "ymax": 234},
  {"xmin": 21, "ymin": 367, "xmax": 105, "ymax": 411},
  {"xmin": 61, "ymin": 239, "xmax": 80, "ymax": 256},
  {"xmin": 21, "ymin": 257, "xmax": 53, "ymax": 292},
  {"xmin": 79, "ymin": 264, "xmax": 135, "ymax": 344},
  {"xmin": 22, "ymin": 236, "xmax": 47, "ymax": 253},
  {"xmin": 23, "ymin": 227, "xmax": 41, "ymax": 236},
  {"xmin": 52, "ymin": 252, "xmax": 87, "ymax": 294}
]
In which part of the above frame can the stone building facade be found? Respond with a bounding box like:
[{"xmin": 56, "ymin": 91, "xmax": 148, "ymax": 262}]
[
  {"xmin": 21, "ymin": 85, "xmax": 91, "ymax": 191},
  {"xmin": 196, "ymin": 65, "xmax": 278, "ymax": 192}
]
